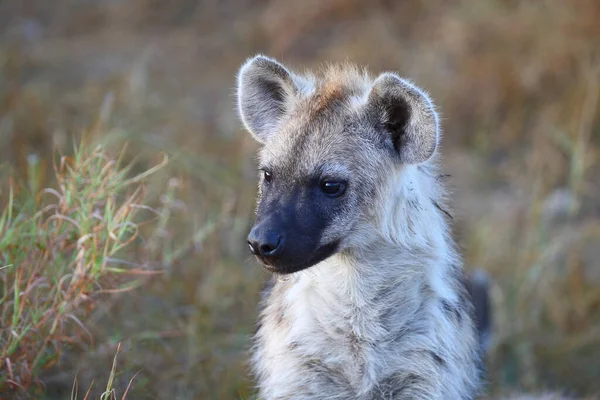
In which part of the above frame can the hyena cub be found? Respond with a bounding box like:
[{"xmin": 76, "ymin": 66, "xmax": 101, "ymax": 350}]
[{"xmin": 236, "ymin": 55, "xmax": 482, "ymax": 399}]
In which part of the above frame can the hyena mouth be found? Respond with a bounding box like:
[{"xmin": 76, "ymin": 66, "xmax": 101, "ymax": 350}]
[{"xmin": 254, "ymin": 240, "xmax": 341, "ymax": 275}]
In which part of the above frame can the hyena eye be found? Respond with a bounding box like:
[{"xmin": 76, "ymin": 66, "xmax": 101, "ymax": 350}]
[
  {"xmin": 263, "ymin": 170, "xmax": 272, "ymax": 183},
  {"xmin": 320, "ymin": 180, "xmax": 347, "ymax": 198}
]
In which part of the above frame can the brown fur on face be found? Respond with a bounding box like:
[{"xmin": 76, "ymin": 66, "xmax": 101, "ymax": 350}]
[
  {"xmin": 311, "ymin": 80, "xmax": 345, "ymax": 115},
  {"xmin": 308, "ymin": 64, "xmax": 367, "ymax": 115}
]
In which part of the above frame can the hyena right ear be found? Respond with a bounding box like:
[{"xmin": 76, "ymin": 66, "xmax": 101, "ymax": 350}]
[
  {"xmin": 236, "ymin": 55, "xmax": 299, "ymax": 144},
  {"xmin": 367, "ymin": 73, "xmax": 440, "ymax": 164}
]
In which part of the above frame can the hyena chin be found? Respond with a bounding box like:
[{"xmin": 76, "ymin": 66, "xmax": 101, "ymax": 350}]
[{"xmin": 236, "ymin": 54, "xmax": 483, "ymax": 400}]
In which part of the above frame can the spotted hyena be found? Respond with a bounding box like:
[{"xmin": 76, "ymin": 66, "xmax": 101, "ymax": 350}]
[{"xmin": 236, "ymin": 54, "xmax": 483, "ymax": 400}]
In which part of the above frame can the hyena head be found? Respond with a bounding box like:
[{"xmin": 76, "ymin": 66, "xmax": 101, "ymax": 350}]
[{"xmin": 236, "ymin": 55, "xmax": 440, "ymax": 274}]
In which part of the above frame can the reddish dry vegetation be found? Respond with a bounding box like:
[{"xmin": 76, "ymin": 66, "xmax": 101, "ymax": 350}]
[{"xmin": 0, "ymin": 0, "xmax": 599, "ymax": 399}]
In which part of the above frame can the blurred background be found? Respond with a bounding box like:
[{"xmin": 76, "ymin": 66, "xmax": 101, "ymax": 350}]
[{"xmin": 0, "ymin": 0, "xmax": 599, "ymax": 399}]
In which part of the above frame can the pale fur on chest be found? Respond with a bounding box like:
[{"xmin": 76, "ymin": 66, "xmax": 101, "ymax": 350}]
[{"xmin": 251, "ymin": 242, "xmax": 481, "ymax": 400}]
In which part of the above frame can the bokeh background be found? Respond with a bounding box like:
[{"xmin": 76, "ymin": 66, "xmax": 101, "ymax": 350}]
[{"xmin": 0, "ymin": 1, "xmax": 599, "ymax": 399}]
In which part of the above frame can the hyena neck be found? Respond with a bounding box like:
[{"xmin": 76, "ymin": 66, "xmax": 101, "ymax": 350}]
[
  {"xmin": 305, "ymin": 228, "xmax": 462, "ymax": 332},
  {"xmin": 344, "ymin": 162, "xmax": 463, "ymax": 305}
]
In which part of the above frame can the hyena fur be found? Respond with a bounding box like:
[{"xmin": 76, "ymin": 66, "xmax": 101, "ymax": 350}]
[{"xmin": 236, "ymin": 55, "xmax": 483, "ymax": 400}]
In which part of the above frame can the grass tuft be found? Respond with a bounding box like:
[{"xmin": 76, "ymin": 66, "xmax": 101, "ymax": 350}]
[{"xmin": 0, "ymin": 136, "xmax": 168, "ymax": 396}]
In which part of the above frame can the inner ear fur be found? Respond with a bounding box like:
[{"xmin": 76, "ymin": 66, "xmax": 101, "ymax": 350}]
[
  {"xmin": 367, "ymin": 73, "xmax": 439, "ymax": 164},
  {"xmin": 236, "ymin": 55, "xmax": 299, "ymax": 144}
]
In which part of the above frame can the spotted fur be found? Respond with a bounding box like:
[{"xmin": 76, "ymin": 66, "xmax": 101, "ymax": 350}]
[{"xmin": 237, "ymin": 55, "xmax": 483, "ymax": 399}]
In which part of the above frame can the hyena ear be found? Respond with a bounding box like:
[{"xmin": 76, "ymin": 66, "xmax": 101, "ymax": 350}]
[
  {"xmin": 367, "ymin": 73, "xmax": 439, "ymax": 164},
  {"xmin": 236, "ymin": 55, "xmax": 299, "ymax": 143}
]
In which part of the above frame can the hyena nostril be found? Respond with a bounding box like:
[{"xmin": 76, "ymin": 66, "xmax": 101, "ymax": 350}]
[
  {"xmin": 247, "ymin": 226, "xmax": 283, "ymax": 258},
  {"xmin": 259, "ymin": 235, "xmax": 281, "ymax": 257},
  {"xmin": 248, "ymin": 240, "xmax": 259, "ymax": 255}
]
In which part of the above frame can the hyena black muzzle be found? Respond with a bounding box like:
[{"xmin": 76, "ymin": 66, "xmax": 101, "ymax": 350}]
[{"xmin": 247, "ymin": 177, "xmax": 348, "ymax": 274}]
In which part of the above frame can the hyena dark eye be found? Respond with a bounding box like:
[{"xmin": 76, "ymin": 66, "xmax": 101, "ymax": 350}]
[
  {"xmin": 320, "ymin": 181, "xmax": 347, "ymax": 198},
  {"xmin": 263, "ymin": 170, "xmax": 272, "ymax": 183}
]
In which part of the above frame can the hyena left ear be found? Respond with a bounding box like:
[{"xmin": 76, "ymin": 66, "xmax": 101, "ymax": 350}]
[
  {"xmin": 236, "ymin": 55, "xmax": 299, "ymax": 144},
  {"xmin": 367, "ymin": 73, "xmax": 439, "ymax": 164}
]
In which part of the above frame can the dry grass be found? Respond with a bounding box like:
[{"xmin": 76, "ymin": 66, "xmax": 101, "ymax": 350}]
[
  {"xmin": 0, "ymin": 134, "xmax": 170, "ymax": 397},
  {"xmin": 0, "ymin": 0, "xmax": 599, "ymax": 399}
]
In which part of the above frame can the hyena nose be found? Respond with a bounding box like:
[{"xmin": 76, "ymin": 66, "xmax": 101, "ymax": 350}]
[{"xmin": 247, "ymin": 227, "xmax": 283, "ymax": 258}]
